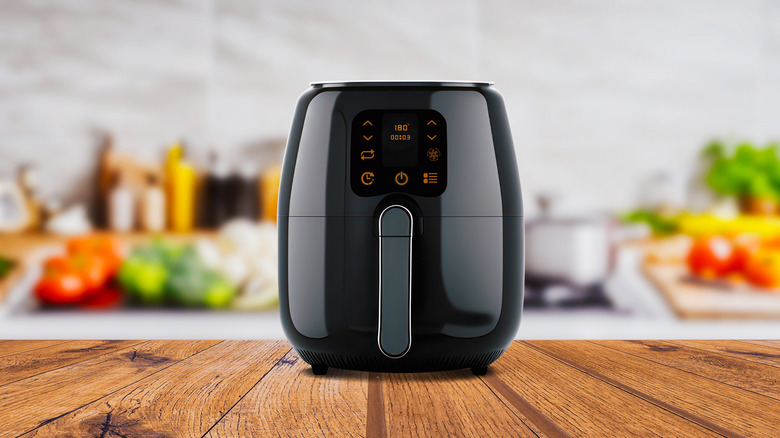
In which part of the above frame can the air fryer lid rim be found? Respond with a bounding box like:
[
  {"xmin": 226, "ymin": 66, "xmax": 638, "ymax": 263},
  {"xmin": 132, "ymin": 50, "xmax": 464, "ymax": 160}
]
[{"xmin": 310, "ymin": 80, "xmax": 494, "ymax": 88}]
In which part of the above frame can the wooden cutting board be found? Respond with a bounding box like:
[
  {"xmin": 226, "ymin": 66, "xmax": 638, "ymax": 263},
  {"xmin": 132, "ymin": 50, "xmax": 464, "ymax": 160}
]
[{"xmin": 642, "ymin": 260, "xmax": 780, "ymax": 319}]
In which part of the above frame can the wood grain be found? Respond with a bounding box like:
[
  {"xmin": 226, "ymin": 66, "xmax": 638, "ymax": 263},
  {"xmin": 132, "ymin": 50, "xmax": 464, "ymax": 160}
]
[
  {"xmin": 204, "ymin": 349, "xmax": 368, "ymax": 437},
  {"xmin": 0, "ymin": 340, "xmax": 68, "ymax": 358},
  {"xmin": 24, "ymin": 341, "xmax": 290, "ymax": 438},
  {"xmin": 0, "ymin": 340, "xmax": 219, "ymax": 438},
  {"xmin": 382, "ymin": 370, "xmax": 537, "ymax": 437},
  {"xmin": 481, "ymin": 372, "xmax": 571, "ymax": 438},
  {"xmin": 367, "ymin": 373, "xmax": 387, "ymax": 438},
  {"xmin": 530, "ymin": 340, "xmax": 779, "ymax": 436},
  {"xmin": 0, "ymin": 340, "xmax": 142, "ymax": 386},
  {"xmin": 489, "ymin": 342, "xmax": 717, "ymax": 436},
  {"xmin": 596, "ymin": 340, "xmax": 780, "ymax": 401},
  {"xmin": 0, "ymin": 340, "xmax": 776, "ymax": 436},
  {"xmin": 740, "ymin": 340, "xmax": 780, "ymax": 349},
  {"xmin": 668, "ymin": 340, "xmax": 780, "ymax": 368}
]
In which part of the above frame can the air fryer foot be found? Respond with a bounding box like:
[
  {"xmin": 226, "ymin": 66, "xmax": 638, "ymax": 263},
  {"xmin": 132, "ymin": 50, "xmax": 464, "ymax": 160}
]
[
  {"xmin": 311, "ymin": 364, "xmax": 328, "ymax": 375},
  {"xmin": 471, "ymin": 366, "xmax": 488, "ymax": 376}
]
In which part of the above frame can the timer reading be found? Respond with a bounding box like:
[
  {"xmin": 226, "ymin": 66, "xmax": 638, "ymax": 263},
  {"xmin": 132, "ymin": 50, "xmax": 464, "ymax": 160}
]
[{"xmin": 382, "ymin": 114, "xmax": 419, "ymax": 167}]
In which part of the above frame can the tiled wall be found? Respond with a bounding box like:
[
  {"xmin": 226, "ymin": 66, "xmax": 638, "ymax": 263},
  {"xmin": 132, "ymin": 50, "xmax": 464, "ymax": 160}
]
[{"xmin": 1, "ymin": 0, "xmax": 778, "ymax": 214}]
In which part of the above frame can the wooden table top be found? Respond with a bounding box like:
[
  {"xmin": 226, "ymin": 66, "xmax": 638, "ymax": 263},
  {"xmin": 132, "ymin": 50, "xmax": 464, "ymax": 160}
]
[{"xmin": 0, "ymin": 340, "xmax": 778, "ymax": 437}]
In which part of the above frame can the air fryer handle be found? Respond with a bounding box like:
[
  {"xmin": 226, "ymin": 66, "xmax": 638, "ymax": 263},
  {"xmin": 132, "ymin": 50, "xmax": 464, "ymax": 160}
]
[{"xmin": 378, "ymin": 205, "xmax": 413, "ymax": 358}]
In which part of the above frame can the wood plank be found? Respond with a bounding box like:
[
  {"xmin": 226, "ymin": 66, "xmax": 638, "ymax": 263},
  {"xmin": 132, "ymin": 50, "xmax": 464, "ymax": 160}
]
[
  {"xmin": 367, "ymin": 373, "xmax": 388, "ymax": 438},
  {"xmin": 381, "ymin": 370, "xmax": 538, "ymax": 437},
  {"xmin": 596, "ymin": 340, "xmax": 780, "ymax": 401},
  {"xmin": 668, "ymin": 340, "xmax": 780, "ymax": 368},
  {"xmin": 204, "ymin": 350, "xmax": 368, "ymax": 437},
  {"xmin": 0, "ymin": 340, "xmax": 68, "ymax": 358},
  {"xmin": 740, "ymin": 340, "xmax": 780, "ymax": 349},
  {"xmin": 482, "ymin": 372, "xmax": 571, "ymax": 438},
  {"xmin": 0, "ymin": 340, "xmax": 219, "ymax": 438},
  {"xmin": 530, "ymin": 340, "xmax": 778, "ymax": 436},
  {"xmin": 487, "ymin": 342, "xmax": 717, "ymax": 436},
  {"xmin": 23, "ymin": 341, "xmax": 290, "ymax": 438},
  {"xmin": 0, "ymin": 340, "xmax": 143, "ymax": 386}
]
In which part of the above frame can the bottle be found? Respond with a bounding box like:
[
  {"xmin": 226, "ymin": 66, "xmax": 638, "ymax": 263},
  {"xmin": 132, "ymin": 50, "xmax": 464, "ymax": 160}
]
[
  {"xmin": 202, "ymin": 150, "xmax": 231, "ymax": 228},
  {"xmin": 260, "ymin": 165, "xmax": 282, "ymax": 223},
  {"xmin": 0, "ymin": 175, "xmax": 29, "ymax": 233},
  {"xmin": 165, "ymin": 142, "xmax": 197, "ymax": 233},
  {"xmin": 141, "ymin": 174, "xmax": 166, "ymax": 232},
  {"xmin": 93, "ymin": 134, "xmax": 115, "ymax": 228},
  {"xmin": 17, "ymin": 164, "xmax": 42, "ymax": 231},
  {"xmin": 108, "ymin": 169, "xmax": 135, "ymax": 232},
  {"xmin": 228, "ymin": 163, "xmax": 259, "ymax": 221}
]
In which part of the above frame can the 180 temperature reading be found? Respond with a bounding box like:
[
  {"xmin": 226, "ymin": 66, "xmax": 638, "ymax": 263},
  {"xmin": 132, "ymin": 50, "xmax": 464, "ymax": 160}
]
[{"xmin": 390, "ymin": 123, "xmax": 411, "ymax": 141}]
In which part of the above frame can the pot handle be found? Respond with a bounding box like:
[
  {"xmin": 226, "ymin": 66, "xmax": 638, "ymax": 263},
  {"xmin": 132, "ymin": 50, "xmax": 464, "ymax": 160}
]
[{"xmin": 377, "ymin": 205, "xmax": 413, "ymax": 358}]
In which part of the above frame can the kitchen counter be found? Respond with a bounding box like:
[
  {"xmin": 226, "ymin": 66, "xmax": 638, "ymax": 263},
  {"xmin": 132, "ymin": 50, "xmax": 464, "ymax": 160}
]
[
  {"xmin": 3, "ymin": 234, "xmax": 780, "ymax": 340},
  {"xmin": 0, "ymin": 340, "xmax": 777, "ymax": 436}
]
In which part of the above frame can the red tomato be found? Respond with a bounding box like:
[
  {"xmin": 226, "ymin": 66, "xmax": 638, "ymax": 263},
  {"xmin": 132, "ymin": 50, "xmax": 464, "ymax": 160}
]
[
  {"xmin": 66, "ymin": 236, "xmax": 122, "ymax": 276},
  {"xmin": 744, "ymin": 250, "xmax": 780, "ymax": 289},
  {"xmin": 35, "ymin": 272, "xmax": 87, "ymax": 305},
  {"xmin": 730, "ymin": 233, "xmax": 762, "ymax": 273},
  {"xmin": 71, "ymin": 255, "xmax": 111, "ymax": 294},
  {"xmin": 80, "ymin": 286, "xmax": 123, "ymax": 309},
  {"xmin": 687, "ymin": 236, "xmax": 735, "ymax": 278},
  {"xmin": 43, "ymin": 256, "xmax": 74, "ymax": 274},
  {"xmin": 66, "ymin": 235, "xmax": 121, "ymax": 257}
]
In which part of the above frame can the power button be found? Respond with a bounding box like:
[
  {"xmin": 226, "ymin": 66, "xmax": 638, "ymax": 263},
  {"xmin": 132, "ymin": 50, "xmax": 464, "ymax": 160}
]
[{"xmin": 394, "ymin": 171, "xmax": 409, "ymax": 186}]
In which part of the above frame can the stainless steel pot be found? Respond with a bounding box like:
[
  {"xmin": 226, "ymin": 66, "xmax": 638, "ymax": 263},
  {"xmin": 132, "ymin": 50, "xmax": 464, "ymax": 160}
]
[{"xmin": 525, "ymin": 196, "xmax": 615, "ymax": 289}]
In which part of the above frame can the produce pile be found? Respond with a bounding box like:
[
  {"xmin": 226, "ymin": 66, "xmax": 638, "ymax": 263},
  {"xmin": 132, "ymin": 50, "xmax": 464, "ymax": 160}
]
[
  {"xmin": 33, "ymin": 220, "xmax": 279, "ymax": 310},
  {"xmin": 687, "ymin": 233, "xmax": 780, "ymax": 290},
  {"xmin": 34, "ymin": 236, "xmax": 123, "ymax": 308}
]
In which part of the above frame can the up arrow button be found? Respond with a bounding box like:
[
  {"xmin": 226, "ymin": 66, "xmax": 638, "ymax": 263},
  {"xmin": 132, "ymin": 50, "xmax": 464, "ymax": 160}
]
[{"xmin": 427, "ymin": 120, "xmax": 436, "ymax": 126}]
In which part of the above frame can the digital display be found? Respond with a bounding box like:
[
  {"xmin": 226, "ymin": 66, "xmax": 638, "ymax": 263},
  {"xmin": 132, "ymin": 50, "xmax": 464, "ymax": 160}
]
[
  {"xmin": 351, "ymin": 109, "xmax": 446, "ymax": 197},
  {"xmin": 382, "ymin": 113, "xmax": 418, "ymax": 167}
]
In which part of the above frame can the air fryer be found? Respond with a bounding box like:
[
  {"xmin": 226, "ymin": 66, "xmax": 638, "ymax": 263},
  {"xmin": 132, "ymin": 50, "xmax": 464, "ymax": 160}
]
[{"xmin": 278, "ymin": 81, "xmax": 523, "ymax": 375}]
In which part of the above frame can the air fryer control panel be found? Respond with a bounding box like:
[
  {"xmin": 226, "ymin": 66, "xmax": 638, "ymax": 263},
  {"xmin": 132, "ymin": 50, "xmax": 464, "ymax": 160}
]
[{"xmin": 350, "ymin": 110, "xmax": 447, "ymax": 197}]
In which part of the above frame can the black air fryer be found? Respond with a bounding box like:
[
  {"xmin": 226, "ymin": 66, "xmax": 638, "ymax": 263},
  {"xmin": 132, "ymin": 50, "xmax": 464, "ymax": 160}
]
[{"xmin": 278, "ymin": 81, "xmax": 523, "ymax": 375}]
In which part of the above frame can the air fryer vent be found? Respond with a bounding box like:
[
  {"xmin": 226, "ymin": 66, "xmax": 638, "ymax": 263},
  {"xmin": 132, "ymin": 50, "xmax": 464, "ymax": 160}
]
[{"xmin": 295, "ymin": 348, "xmax": 506, "ymax": 373}]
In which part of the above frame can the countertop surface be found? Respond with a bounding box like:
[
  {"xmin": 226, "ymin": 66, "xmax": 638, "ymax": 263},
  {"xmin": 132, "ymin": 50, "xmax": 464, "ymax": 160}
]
[
  {"xmin": 4, "ymin": 233, "xmax": 780, "ymax": 341},
  {"xmin": 0, "ymin": 340, "xmax": 778, "ymax": 437}
]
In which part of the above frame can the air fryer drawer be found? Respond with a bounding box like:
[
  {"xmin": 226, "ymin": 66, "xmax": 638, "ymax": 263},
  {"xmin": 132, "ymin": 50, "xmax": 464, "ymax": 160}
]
[{"xmin": 344, "ymin": 216, "xmax": 508, "ymax": 338}]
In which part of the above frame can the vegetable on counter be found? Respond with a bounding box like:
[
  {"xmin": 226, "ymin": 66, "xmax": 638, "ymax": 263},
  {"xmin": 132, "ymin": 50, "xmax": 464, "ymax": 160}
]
[
  {"xmin": 703, "ymin": 141, "xmax": 780, "ymax": 215},
  {"xmin": 34, "ymin": 235, "xmax": 122, "ymax": 306},
  {"xmin": 32, "ymin": 220, "xmax": 278, "ymax": 310},
  {"xmin": 686, "ymin": 233, "xmax": 780, "ymax": 291},
  {"xmin": 0, "ymin": 256, "xmax": 15, "ymax": 279},
  {"xmin": 622, "ymin": 209, "xmax": 679, "ymax": 236},
  {"xmin": 118, "ymin": 239, "xmax": 239, "ymax": 309},
  {"xmin": 117, "ymin": 243, "xmax": 170, "ymax": 305}
]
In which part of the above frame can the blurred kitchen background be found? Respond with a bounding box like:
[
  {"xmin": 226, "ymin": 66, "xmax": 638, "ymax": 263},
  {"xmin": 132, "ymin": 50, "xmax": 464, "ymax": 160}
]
[{"xmin": 2, "ymin": 0, "xmax": 780, "ymax": 339}]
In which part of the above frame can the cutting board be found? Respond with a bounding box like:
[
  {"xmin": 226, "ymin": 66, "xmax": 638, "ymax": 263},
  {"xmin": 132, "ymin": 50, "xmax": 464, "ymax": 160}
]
[{"xmin": 641, "ymin": 260, "xmax": 780, "ymax": 319}]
